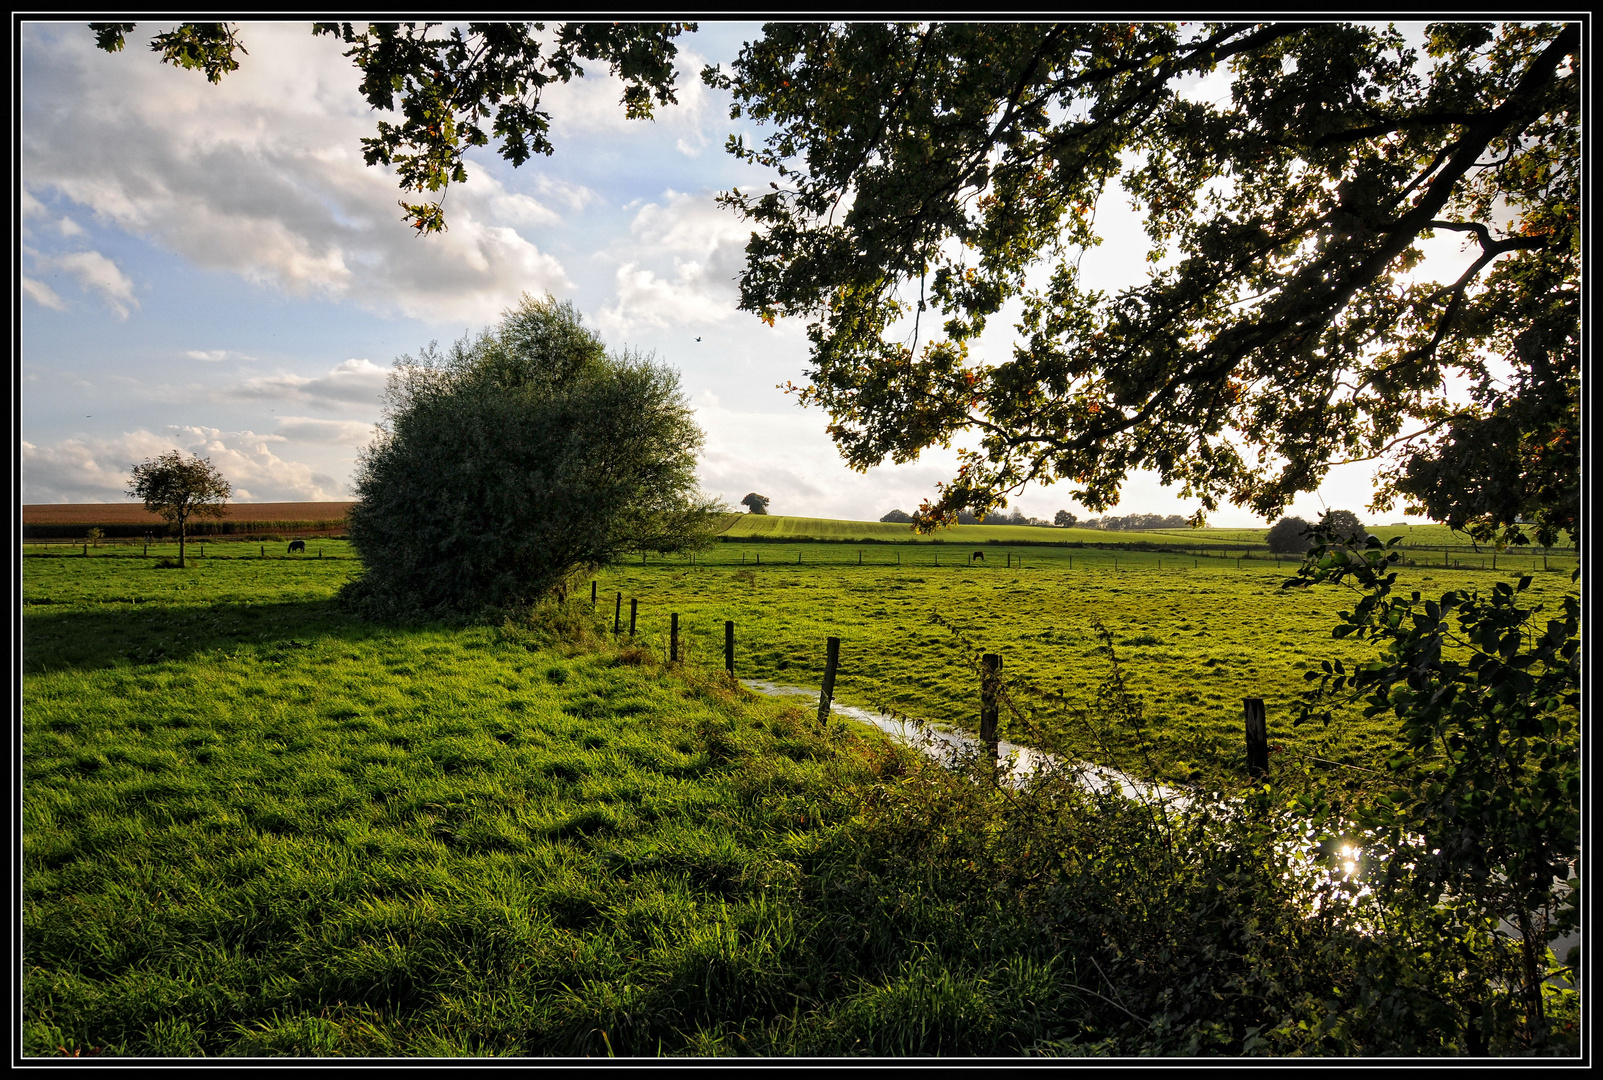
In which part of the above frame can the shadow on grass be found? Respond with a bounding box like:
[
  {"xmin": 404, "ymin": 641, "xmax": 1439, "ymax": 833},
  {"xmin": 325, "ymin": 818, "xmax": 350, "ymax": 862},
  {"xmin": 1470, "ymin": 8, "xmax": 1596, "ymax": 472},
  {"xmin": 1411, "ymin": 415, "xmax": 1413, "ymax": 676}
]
[{"xmin": 21, "ymin": 598, "xmax": 416, "ymax": 674}]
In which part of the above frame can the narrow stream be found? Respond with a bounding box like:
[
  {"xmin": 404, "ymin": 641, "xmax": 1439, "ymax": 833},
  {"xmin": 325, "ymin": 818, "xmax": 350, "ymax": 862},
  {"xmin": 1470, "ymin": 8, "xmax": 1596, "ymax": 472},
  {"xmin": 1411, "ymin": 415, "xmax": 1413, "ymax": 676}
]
[{"xmin": 741, "ymin": 679, "xmax": 1579, "ymax": 980}]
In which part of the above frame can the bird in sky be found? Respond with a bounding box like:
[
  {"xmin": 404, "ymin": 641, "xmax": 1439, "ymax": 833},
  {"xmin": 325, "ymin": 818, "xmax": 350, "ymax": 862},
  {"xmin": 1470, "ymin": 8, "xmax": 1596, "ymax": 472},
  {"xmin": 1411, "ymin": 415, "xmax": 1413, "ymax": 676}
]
[{"xmin": 695, "ymin": 337, "xmax": 702, "ymax": 342}]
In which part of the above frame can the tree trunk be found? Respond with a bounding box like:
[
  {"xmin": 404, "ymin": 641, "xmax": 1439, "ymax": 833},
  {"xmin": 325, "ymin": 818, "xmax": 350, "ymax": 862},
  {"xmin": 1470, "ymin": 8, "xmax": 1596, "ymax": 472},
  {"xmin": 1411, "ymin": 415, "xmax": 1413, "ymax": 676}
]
[{"xmin": 177, "ymin": 513, "xmax": 187, "ymax": 568}]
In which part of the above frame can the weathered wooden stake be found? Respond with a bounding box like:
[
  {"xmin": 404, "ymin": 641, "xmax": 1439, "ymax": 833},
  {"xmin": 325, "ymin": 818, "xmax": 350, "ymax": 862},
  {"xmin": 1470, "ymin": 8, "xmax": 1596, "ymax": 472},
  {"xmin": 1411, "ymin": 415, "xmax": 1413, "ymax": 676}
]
[
  {"xmin": 1244, "ymin": 697, "xmax": 1269, "ymax": 780},
  {"xmin": 817, "ymin": 636, "xmax": 840, "ymax": 725},
  {"xmin": 591, "ymin": 580, "xmax": 598, "ymax": 608},
  {"xmin": 724, "ymin": 620, "xmax": 735, "ymax": 676},
  {"xmin": 629, "ymin": 597, "xmax": 638, "ymax": 636},
  {"xmin": 670, "ymin": 613, "xmax": 679, "ymax": 663},
  {"xmin": 858, "ymin": 550, "xmax": 862, "ymax": 565},
  {"xmin": 83, "ymin": 543, "xmax": 88, "ymax": 557},
  {"xmin": 614, "ymin": 592, "xmax": 622, "ymax": 634},
  {"xmin": 980, "ymin": 654, "xmax": 1002, "ymax": 760}
]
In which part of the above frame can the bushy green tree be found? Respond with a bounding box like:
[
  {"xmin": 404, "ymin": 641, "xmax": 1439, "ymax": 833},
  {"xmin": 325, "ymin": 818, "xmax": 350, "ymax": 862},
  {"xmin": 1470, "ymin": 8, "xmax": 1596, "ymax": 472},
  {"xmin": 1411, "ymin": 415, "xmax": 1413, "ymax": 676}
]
[
  {"xmin": 126, "ymin": 450, "xmax": 232, "ymax": 568},
  {"xmin": 344, "ymin": 295, "xmax": 724, "ymax": 618},
  {"xmin": 708, "ymin": 22, "xmax": 1578, "ymax": 546},
  {"xmin": 1053, "ymin": 509, "xmax": 1077, "ymax": 527},
  {"xmin": 741, "ymin": 492, "xmax": 771, "ymax": 514},
  {"xmin": 1319, "ymin": 508, "xmax": 1366, "ymax": 543},
  {"xmin": 1264, "ymin": 515, "xmax": 1314, "ymax": 554}
]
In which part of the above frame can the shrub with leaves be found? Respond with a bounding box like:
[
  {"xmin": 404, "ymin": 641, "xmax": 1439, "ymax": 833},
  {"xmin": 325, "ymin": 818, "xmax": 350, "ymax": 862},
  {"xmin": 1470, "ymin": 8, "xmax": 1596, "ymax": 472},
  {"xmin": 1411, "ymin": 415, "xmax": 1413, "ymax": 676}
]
[
  {"xmin": 345, "ymin": 294, "xmax": 725, "ymax": 619},
  {"xmin": 1285, "ymin": 526, "xmax": 1580, "ymax": 1051}
]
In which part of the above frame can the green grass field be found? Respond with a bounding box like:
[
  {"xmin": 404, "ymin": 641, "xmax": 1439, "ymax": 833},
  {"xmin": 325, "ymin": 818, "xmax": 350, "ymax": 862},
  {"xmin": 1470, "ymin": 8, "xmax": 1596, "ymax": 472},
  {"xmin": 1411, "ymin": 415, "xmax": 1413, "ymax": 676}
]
[
  {"xmin": 22, "ymin": 538, "xmax": 1580, "ymax": 1056},
  {"xmin": 592, "ymin": 542, "xmax": 1576, "ymax": 788},
  {"xmin": 715, "ymin": 514, "xmax": 1579, "ymax": 565},
  {"xmin": 25, "ymin": 551, "xmax": 953, "ymax": 1056}
]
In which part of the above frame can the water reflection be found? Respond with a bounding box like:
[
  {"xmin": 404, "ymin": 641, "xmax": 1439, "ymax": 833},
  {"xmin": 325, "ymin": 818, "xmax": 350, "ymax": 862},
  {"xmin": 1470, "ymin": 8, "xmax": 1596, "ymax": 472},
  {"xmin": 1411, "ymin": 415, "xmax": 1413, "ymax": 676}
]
[{"xmin": 741, "ymin": 679, "xmax": 1575, "ymax": 970}]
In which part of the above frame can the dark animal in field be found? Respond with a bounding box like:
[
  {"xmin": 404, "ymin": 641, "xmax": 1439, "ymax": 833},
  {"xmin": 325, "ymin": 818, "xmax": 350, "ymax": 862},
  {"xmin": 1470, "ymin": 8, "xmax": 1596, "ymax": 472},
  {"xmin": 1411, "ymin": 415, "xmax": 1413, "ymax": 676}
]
[
  {"xmin": 288, "ymin": 540, "xmax": 306, "ymax": 553},
  {"xmin": 971, "ymin": 550, "xmax": 985, "ymax": 562}
]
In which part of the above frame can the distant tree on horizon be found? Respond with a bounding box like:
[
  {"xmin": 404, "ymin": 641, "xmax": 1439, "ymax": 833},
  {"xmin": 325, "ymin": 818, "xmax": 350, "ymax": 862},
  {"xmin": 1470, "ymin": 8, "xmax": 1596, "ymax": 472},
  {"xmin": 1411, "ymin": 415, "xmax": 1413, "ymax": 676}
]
[
  {"xmin": 1054, "ymin": 509, "xmax": 1078, "ymax": 527},
  {"xmin": 880, "ymin": 508, "xmax": 913, "ymax": 523},
  {"xmin": 1265, "ymin": 516, "xmax": 1315, "ymax": 554},
  {"xmin": 126, "ymin": 450, "xmax": 232, "ymax": 569},
  {"xmin": 741, "ymin": 492, "xmax": 771, "ymax": 515}
]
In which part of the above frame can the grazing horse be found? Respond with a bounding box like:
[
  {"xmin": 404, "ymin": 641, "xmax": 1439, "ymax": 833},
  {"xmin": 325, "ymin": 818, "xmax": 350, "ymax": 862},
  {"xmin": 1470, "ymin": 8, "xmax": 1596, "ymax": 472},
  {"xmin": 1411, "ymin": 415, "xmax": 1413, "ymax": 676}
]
[
  {"xmin": 288, "ymin": 540, "xmax": 306, "ymax": 553},
  {"xmin": 971, "ymin": 550, "xmax": 985, "ymax": 563}
]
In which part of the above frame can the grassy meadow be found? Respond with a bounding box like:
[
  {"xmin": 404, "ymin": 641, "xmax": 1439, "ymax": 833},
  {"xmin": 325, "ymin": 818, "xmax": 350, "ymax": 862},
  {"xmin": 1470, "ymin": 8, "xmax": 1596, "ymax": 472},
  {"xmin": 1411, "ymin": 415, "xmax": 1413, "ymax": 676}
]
[
  {"xmin": 22, "ymin": 533, "xmax": 1580, "ymax": 1056},
  {"xmin": 25, "ymin": 550, "xmax": 950, "ymax": 1056},
  {"xmin": 593, "ymin": 540, "xmax": 1577, "ymax": 789}
]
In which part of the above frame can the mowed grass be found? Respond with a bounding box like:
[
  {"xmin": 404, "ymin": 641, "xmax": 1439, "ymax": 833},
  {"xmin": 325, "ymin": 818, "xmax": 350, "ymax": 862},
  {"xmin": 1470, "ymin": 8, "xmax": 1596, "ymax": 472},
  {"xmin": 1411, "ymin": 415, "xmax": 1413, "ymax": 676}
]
[
  {"xmin": 595, "ymin": 543, "xmax": 1578, "ymax": 787},
  {"xmin": 24, "ymin": 554, "xmax": 961, "ymax": 1057}
]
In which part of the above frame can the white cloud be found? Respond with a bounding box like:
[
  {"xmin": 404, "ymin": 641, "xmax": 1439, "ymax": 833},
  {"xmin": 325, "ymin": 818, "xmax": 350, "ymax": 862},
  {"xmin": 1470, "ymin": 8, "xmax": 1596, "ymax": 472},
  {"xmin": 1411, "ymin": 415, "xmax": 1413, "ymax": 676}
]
[
  {"xmin": 184, "ymin": 349, "xmax": 245, "ymax": 362},
  {"xmin": 57, "ymin": 216, "xmax": 84, "ymax": 237},
  {"xmin": 31, "ymin": 249, "xmax": 137, "ymax": 317},
  {"xmin": 23, "ymin": 23, "xmax": 571, "ymax": 325},
  {"xmin": 23, "ymin": 277, "xmax": 66, "ymax": 311},
  {"xmin": 596, "ymin": 189, "xmax": 751, "ymax": 332},
  {"xmin": 23, "ymin": 425, "xmax": 345, "ymax": 502},
  {"xmin": 545, "ymin": 47, "xmax": 715, "ymax": 141},
  {"xmin": 219, "ymin": 357, "xmax": 389, "ymax": 410},
  {"xmin": 273, "ymin": 416, "xmax": 376, "ymax": 446}
]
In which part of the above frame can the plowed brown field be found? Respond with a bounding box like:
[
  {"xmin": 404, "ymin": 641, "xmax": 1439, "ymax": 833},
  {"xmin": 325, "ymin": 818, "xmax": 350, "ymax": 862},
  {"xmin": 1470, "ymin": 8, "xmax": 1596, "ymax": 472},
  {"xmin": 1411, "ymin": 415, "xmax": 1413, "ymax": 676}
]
[{"xmin": 22, "ymin": 502, "xmax": 355, "ymax": 525}]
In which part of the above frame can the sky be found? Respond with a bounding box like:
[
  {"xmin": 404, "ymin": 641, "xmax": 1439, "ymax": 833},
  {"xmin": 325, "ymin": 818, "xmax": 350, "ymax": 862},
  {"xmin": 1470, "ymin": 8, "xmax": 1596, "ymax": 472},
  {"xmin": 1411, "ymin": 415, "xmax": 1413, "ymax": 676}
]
[{"xmin": 19, "ymin": 20, "xmax": 1460, "ymax": 526}]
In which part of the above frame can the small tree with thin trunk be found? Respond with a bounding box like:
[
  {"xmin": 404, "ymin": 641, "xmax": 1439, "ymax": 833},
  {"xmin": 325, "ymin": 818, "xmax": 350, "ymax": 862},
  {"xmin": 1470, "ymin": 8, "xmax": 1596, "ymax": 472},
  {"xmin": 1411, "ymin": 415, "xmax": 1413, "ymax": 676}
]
[{"xmin": 127, "ymin": 451, "xmax": 232, "ymax": 568}]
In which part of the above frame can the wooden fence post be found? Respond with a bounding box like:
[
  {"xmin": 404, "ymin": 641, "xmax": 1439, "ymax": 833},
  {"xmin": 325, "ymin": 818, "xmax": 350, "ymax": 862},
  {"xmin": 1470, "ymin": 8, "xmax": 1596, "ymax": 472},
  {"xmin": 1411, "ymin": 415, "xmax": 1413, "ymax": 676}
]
[
  {"xmin": 817, "ymin": 636, "xmax": 840, "ymax": 725},
  {"xmin": 261, "ymin": 545, "xmax": 265, "ymax": 558},
  {"xmin": 1244, "ymin": 697, "xmax": 1269, "ymax": 780},
  {"xmin": 670, "ymin": 613, "xmax": 679, "ymax": 663},
  {"xmin": 629, "ymin": 597, "xmax": 638, "ymax": 637},
  {"xmin": 725, "ymin": 620, "xmax": 735, "ymax": 677},
  {"xmin": 591, "ymin": 580, "xmax": 597, "ymax": 608},
  {"xmin": 614, "ymin": 592, "xmax": 622, "ymax": 634},
  {"xmin": 980, "ymin": 653, "xmax": 1002, "ymax": 760}
]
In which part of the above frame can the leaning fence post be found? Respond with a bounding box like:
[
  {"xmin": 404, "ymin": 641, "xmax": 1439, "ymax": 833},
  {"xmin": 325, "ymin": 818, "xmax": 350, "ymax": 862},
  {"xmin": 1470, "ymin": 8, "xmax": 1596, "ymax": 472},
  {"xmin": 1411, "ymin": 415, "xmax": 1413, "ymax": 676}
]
[
  {"xmin": 629, "ymin": 597, "xmax": 638, "ymax": 637},
  {"xmin": 1244, "ymin": 697, "xmax": 1269, "ymax": 780},
  {"xmin": 980, "ymin": 654, "xmax": 1002, "ymax": 760},
  {"xmin": 670, "ymin": 613, "xmax": 679, "ymax": 663},
  {"xmin": 817, "ymin": 637, "xmax": 840, "ymax": 725},
  {"xmin": 614, "ymin": 592, "xmax": 622, "ymax": 635},
  {"xmin": 725, "ymin": 620, "xmax": 735, "ymax": 677}
]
